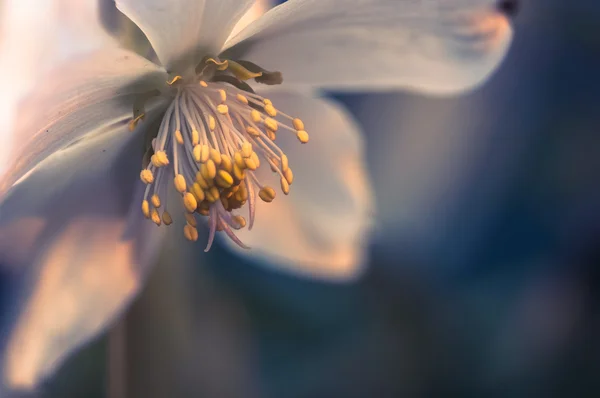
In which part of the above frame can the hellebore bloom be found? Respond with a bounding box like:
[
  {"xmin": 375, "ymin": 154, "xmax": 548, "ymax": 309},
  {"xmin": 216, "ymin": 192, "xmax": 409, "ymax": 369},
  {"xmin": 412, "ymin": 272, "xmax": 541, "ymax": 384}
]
[{"xmin": 0, "ymin": 0, "xmax": 515, "ymax": 390}]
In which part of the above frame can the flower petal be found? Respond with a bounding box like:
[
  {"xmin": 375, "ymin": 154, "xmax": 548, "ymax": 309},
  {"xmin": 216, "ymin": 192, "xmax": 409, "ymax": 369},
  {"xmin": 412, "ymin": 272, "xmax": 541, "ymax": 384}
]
[
  {"xmin": 0, "ymin": 47, "xmax": 167, "ymax": 195},
  {"xmin": 228, "ymin": 0, "xmax": 270, "ymax": 40},
  {"xmin": 115, "ymin": 0, "xmax": 255, "ymax": 72},
  {"xmin": 0, "ymin": 121, "xmax": 165, "ymax": 390},
  {"xmin": 223, "ymin": 91, "xmax": 373, "ymax": 281},
  {"xmin": 0, "ymin": 0, "xmax": 117, "ymax": 173},
  {"xmin": 223, "ymin": 0, "xmax": 513, "ymax": 94}
]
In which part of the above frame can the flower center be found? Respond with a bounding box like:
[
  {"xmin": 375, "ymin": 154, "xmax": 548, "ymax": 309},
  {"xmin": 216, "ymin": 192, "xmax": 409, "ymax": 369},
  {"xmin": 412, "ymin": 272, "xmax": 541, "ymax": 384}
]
[{"xmin": 133, "ymin": 61, "xmax": 308, "ymax": 251}]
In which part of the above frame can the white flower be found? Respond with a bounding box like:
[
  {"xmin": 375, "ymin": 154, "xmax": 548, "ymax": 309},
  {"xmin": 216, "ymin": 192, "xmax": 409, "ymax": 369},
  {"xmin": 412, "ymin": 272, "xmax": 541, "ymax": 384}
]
[{"xmin": 0, "ymin": 0, "xmax": 515, "ymax": 391}]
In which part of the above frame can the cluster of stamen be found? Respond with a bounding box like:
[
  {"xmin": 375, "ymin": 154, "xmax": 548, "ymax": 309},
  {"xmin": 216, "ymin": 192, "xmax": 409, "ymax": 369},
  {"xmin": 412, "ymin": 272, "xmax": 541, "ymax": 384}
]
[{"xmin": 134, "ymin": 64, "xmax": 308, "ymax": 251}]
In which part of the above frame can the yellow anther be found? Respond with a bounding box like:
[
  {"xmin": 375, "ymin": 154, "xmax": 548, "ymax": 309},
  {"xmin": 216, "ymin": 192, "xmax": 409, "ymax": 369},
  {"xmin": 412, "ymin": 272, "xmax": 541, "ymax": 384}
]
[
  {"xmin": 206, "ymin": 186, "xmax": 220, "ymax": 202},
  {"xmin": 267, "ymin": 129, "xmax": 277, "ymax": 141},
  {"xmin": 235, "ymin": 185, "xmax": 248, "ymax": 202},
  {"xmin": 174, "ymin": 174, "xmax": 187, "ymax": 193},
  {"xmin": 251, "ymin": 109, "xmax": 262, "ymax": 123},
  {"xmin": 209, "ymin": 115, "xmax": 216, "ymax": 130},
  {"xmin": 217, "ymin": 104, "xmax": 229, "ymax": 114},
  {"xmin": 206, "ymin": 58, "xmax": 229, "ymax": 71},
  {"xmin": 234, "ymin": 152, "xmax": 246, "ymax": 169},
  {"xmin": 263, "ymin": 99, "xmax": 272, "ymax": 106},
  {"xmin": 204, "ymin": 189, "xmax": 215, "ymax": 202},
  {"xmin": 221, "ymin": 154, "xmax": 233, "ymax": 173},
  {"xmin": 281, "ymin": 154, "xmax": 289, "ymax": 172},
  {"xmin": 226, "ymin": 59, "xmax": 263, "ymax": 81},
  {"xmin": 210, "ymin": 148, "xmax": 222, "ymax": 165},
  {"xmin": 162, "ymin": 211, "xmax": 173, "ymax": 225},
  {"xmin": 201, "ymin": 159, "xmax": 217, "ymax": 180},
  {"xmin": 264, "ymin": 117, "xmax": 278, "ymax": 132},
  {"xmin": 151, "ymin": 194, "xmax": 161, "ymax": 208},
  {"xmin": 175, "ymin": 130, "xmax": 184, "ymax": 145},
  {"xmin": 250, "ymin": 152, "xmax": 260, "ymax": 168},
  {"xmin": 192, "ymin": 182, "xmax": 205, "ymax": 201},
  {"xmin": 191, "ymin": 129, "xmax": 199, "ymax": 146},
  {"xmin": 140, "ymin": 169, "xmax": 154, "ymax": 184},
  {"xmin": 246, "ymin": 126, "xmax": 260, "ymax": 137},
  {"xmin": 199, "ymin": 80, "xmax": 208, "ymax": 88},
  {"xmin": 167, "ymin": 75, "xmax": 183, "ymax": 85},
  {"xmin": 241, "ymin": 142, "xmax": 253, "ymax": 158},
  {"xmin": 184, "ymin": 224, "xmax": 199, "ymax": 242},
  {"xmin": 239, "ymin": 183, "xmax": 248, "ymax": 197},
  {"xmin": 151, "ymin": 209, "xmax": 161, "ymax": 226},
  {"xmin": 280, "ymin": 177, "xmax": 290, "ymax": 195},
  {"xmin": 244, "ymin": 157, "xmax": 258, "ymax": 171},
  {"xmin": 264, "ymin": 103, "xmax": 277, "ymax": 117},
  {"xmin": 199, "ymin": 144, "xmax": 210, "ymax": 163},
  {"xmin": 219, "ymin": 89, "xmax": 227, "ymax": 103},
  {"xmin": 293, "ymin": 118, "xmax": 305, "ymax": 131},
  {"xmin": 216, "ymin": 170, "xmax": 234, "ymax": 188},
  {"xmin": 185, "ymin": 213, "xmax": 197, "ymax": 228},
  {"xmin": 259, "ymin": 186, "xmax": 276, "ymax": 203},
  {"xmin": 151, "ymin": 151, "xmax": 169, "ymax": 167},
  {"xmin": 141, "ymin": 200, "xmax": 150, "ymax": 218},
  {"xmin": 233, "ymin": 163, "xmax": 246, "ymax": 181},
  {"xmin": 193, "ymin": 145, "xmax": 202, "ymax": 162},
  {"xmin": 296, "ymin": 130, "xmax": 309, "ymax": 143},
  {"xmin": 237, "ymin": 94, "xmax": 249, "ymax": 104},
  {"xmin": 284, "ymin": 168, "xmax": 294, "ymax": 185},
  {"xmin": 196, "ymin": 171, "xmax": 210, "ymax": 189},
  {"xmin": 128, "ymin": 113, "xmax": 145, "ymax": 132},
  {"xmin": 183, "ymin": 192, "xmax": 198, "ymax": 212},
  {"xmin": 233, "ymin": 215, "xmax": 247, "ymax": 229}
]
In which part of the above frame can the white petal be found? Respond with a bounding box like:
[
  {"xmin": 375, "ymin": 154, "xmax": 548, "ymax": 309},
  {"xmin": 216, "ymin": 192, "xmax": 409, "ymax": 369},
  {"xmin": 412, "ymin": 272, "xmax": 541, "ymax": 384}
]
[
  {"xmin": 0, "ymin": 122, "xmax": 165, "ymax": 390},
  {"xmin": 223, "ymin": 0, "xmax": 513, "ymax": 94},
  {"xmin": 0, "ymin": 0, "xmax": 117, "ymax": 174},
  {"xmin": 224, "ymin": 92, "xmax": 373, "ymax": 281},
  {"xmin": 0, "ymin": 47, "xmax": 167, "ymax": 195},
  {"xmin": 228, "ymin": 0, "xmax": 271, "ymax": 40},
  {"xmin": 116, "ymin": 0, "xmax": 255, "ymax": 72}
]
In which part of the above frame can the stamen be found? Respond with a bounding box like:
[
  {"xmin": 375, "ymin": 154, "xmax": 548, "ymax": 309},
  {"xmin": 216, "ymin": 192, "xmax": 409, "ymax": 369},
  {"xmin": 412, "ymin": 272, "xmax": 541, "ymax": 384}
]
[
  {"xmin": 167, "ymin": 75, "xmax": 183, "ymax": 85},
  {"xmin": 134, "ymin": 65, "xmax": 308, "ymax": 249}
]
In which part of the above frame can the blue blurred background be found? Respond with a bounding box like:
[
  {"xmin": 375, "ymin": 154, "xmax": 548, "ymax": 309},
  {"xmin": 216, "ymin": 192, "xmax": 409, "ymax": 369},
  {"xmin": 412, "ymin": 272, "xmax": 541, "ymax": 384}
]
[{"xmin": 5, "ymin": 0, "xmax": 600, "ymax": 397}]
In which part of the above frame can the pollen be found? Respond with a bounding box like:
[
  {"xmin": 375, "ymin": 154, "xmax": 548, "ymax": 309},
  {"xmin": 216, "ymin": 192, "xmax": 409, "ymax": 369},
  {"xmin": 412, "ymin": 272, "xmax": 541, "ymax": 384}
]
[
  {"xmin": 162, "ymin": 211, "xmax": 173, "ymax": 225},
  {"xmin": 183, "ymin": 224, "xmax": 199, "ymax": 241},
  {"xmin": 293, "ymin": 118, "xmax": 304, "ymax": 131},
  {"xmin": 174, "ymin": 174, "xmax": 187, "ymax": 193},
  {"xmin": 151, "ymin": 151, "xmax": 169, "ymax": 167},
  {"xmin": 134, "ymin": 65, "xmax": 308, "ymax": 251},
  {"xmin": 151, "ymin": 194, "xmax": 161, "ymax": 208},
  {"xmin": 296, "ymin": 130, "xmax": 309, "ymax": 143},
  {"xmin": 140, "ymin": 169, "xmax": 154, "ymax": 184}
]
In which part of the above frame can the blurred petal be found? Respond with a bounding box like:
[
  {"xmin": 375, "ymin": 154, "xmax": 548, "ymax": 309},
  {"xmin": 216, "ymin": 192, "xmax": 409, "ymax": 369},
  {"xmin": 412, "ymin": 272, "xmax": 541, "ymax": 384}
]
[
  {"xmin": 115, "ymin": 0, "xmax": 254, "ymax": 72},
  {"xmin": 0, "ymin": 120, "xmax": 165, "ymax": 390},
  {"xmin": 0, "ymin": 47, "xmax": 167, "ymax": 194},
  {"xmin": 0, "ymin": 0, "xmax": 117, "ymax": 173},
  {"xmin": 228, "ymin": 0, "xmax": 270, "ymax": 40},
  {"xmin": 224, "ymin": 0, "xmax": 513, "ymax": 94},
  {"xmin": 224, "ymin": 92, "xmax": 373, "ymax": 281}
]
